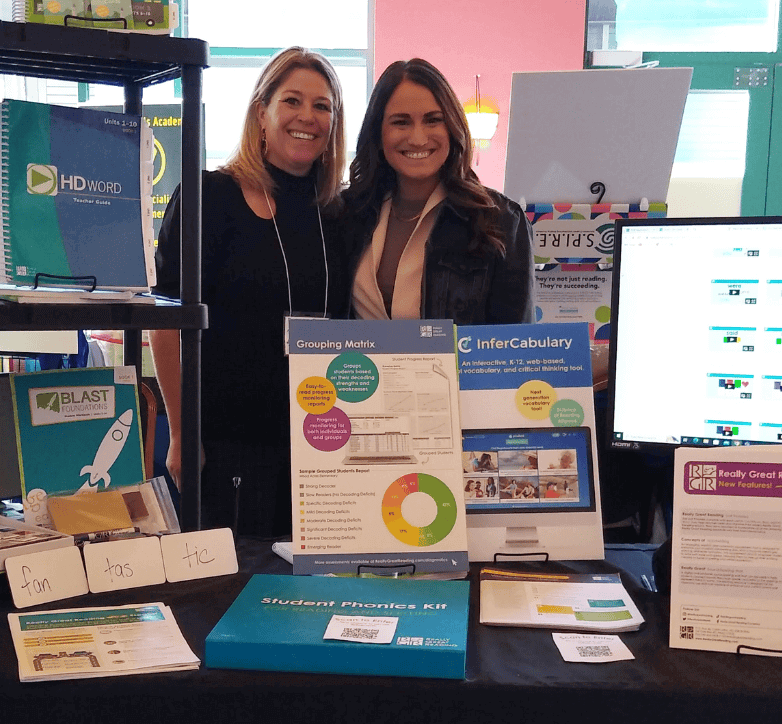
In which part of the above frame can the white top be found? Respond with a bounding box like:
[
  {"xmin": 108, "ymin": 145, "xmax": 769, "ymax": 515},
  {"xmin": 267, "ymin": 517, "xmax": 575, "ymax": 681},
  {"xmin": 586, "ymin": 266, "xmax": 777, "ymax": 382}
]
[{"xmin": 352, "ymin": 184, "xmax": 447, "ymax": 320}]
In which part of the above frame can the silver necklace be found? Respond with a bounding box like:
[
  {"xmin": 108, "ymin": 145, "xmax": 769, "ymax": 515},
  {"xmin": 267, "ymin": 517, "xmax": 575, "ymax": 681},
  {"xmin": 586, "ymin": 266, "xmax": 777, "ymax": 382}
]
[
  {"xmin": 391, "ymin": 204, "xmax": 423, "ymax": 223},
  {"xmin": 263, "ymin": 184, "xmax": 328, "ymax": 317}
]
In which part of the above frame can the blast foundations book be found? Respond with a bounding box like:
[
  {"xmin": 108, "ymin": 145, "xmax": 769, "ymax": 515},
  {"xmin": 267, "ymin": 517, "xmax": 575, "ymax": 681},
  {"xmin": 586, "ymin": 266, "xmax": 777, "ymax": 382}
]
[{"xmin": 8, "ymin": 366, "xmax": 146, "ymax": 528}]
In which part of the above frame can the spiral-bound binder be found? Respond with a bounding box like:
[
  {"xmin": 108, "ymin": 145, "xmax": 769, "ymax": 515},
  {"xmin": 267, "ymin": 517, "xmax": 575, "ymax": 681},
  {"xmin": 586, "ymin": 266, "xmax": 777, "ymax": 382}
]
[{"xmin": 0, "ymin": 99, "xmax": 155, "ymax": 292}]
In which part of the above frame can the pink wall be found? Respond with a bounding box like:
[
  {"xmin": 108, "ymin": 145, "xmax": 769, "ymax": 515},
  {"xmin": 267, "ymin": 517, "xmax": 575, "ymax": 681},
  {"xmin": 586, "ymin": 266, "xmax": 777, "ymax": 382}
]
[{"xmin": 374, "ymin": 0, "xmax": 587, "ymax": 192}]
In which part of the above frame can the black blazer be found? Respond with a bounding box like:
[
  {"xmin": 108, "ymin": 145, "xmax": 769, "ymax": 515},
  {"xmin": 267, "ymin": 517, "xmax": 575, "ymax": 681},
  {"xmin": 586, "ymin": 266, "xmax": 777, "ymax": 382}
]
[{"xmin": 341, "ymin": 189, "xmax": 536, "ymax": 325}]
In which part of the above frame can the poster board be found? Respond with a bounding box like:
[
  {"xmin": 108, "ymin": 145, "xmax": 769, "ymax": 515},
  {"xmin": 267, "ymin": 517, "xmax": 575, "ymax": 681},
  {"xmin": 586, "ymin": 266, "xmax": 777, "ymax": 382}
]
[
  {"xmin": 503, "ymin": 67, "xmax": 692, "ymax": 205},
  {"xmin": 287, "ymin": 319, "xmax": 468, "ymax": 576},
  {"xmin": 456, "ymin": 322, "xmax": 604, "ymax": 560},
  {"xmin": 526, "ymin": 201, "xmax": 667, "ymax": 342}
]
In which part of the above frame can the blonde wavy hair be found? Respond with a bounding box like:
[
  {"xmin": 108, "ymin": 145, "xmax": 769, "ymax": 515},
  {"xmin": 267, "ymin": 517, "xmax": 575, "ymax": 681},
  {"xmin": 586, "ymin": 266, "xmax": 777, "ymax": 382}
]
[{"xmin": 221, "ymin": 47, "xmax": 345, "ymax": 207}]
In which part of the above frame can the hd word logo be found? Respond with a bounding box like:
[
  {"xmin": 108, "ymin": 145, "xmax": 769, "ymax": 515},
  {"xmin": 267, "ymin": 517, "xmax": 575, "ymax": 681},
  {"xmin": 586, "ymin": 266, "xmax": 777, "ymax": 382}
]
[{"xmin": 27, "ymin": 164, "xmax": 58, "ymax": 196}]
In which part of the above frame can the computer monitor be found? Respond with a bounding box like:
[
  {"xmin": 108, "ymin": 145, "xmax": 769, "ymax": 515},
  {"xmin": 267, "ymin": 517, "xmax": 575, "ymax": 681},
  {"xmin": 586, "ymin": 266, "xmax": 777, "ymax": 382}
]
[
  {"xmin": 607, "ymin": 216, "xmax": 782, "ymax": 452},
  {"xmin": 462, "ymin": 426, "xmax": 601, "ymax": 560}
]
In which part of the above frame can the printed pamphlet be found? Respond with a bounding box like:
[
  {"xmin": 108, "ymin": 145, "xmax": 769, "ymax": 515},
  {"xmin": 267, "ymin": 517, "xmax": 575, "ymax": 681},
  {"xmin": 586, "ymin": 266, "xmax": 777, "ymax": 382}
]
[{"xmin": 670, "ymin": 444, "xmax": 782, "ymax": 656}]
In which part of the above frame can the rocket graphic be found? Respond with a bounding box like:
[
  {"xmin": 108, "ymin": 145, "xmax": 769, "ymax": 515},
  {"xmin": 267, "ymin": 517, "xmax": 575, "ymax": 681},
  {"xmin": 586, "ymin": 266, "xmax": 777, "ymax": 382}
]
[{"xmin": 79, "ymin": 409, "xmax": 134, "ymax": 491}]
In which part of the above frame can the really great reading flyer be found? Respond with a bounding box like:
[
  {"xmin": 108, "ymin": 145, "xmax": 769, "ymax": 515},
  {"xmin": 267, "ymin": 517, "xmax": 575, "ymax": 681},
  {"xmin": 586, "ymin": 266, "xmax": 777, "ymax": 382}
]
[{"xmin": 287, "ymin": 319, "xmax": 468, "ymax": 576}]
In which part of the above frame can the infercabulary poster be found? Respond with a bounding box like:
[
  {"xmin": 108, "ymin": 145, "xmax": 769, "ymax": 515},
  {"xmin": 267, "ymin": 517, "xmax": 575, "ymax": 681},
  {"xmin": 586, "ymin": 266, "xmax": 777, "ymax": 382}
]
[
  {"xmin": 287, "ymin": 319, "xmax": 468, "ymax": 576},
  {"xmin": 670, "ymin": 445, "xmax": 782, "ymax": 656},
  {"xmin": 456, "ymin": 322, "xmax": 597, "ymax": 436},
  {"xmin": 456, "ymin": 322, "xmax": 603, "ymax": 559}
]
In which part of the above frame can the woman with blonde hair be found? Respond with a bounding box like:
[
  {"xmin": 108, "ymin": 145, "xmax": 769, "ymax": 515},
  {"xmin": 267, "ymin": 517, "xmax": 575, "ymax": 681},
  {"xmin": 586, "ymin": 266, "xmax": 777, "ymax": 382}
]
[
  {"xmin": 150, "ymin": 47, "xmax": 347, "ymax": 536},
  {"xmin": 342, "ymin": 58, "xmax": 534, "ymax": 323}
]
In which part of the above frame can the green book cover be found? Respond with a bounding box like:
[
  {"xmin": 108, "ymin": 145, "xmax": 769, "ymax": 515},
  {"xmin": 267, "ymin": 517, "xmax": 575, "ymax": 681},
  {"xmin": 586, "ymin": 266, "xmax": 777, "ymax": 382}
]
[
  {"xmin": 9, "ymin": 367, "xmax": 145, "ymax": 527},
  {"xmin": 0, "ymin": 99, "xmax": 153, "ymax": 290},
  {"xmin": 20, "ymin": 0, "xmax": 172, "ymax": 31}
]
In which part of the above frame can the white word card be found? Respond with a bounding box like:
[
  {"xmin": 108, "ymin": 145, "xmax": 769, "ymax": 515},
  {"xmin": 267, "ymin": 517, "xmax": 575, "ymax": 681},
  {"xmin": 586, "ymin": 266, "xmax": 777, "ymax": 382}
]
[
  {"xmin": 83, "ymin": 536, "xmax": 165, "ymax": 593},
  {"xmin": 6, "ymin": 546, "xmax": 88, "ymax": 608},
  {"xmin": 160, "ymin": 528, "xmax": 238, "ymax": 582}
]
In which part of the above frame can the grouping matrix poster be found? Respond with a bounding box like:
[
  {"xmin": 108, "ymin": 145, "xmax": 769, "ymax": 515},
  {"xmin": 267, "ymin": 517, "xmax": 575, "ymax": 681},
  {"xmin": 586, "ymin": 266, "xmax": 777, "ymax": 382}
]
[{"xmin": 287, "ymin": 319, "xmax": 468, "ymax": 576}]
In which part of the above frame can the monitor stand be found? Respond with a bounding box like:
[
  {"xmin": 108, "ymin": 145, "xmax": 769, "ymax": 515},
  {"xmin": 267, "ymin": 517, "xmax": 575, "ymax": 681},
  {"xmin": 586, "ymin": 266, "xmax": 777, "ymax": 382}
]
[{"xmin": 504, "ymin": 526, "xmax": 540, "ymax": 547}]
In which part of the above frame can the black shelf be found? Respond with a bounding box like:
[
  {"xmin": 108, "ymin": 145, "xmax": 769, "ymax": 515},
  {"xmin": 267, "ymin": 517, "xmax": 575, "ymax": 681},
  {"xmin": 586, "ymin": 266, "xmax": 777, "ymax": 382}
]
[
  {"xmin": 0, "ymin": 300, "xmax": 207, "ymax": 331},
  {"xmin": 0, "ymin": 21, "xmax": 208, "ymax": 86},
  {"xmin": 0, "ymin": 21, "xmax": 209, "ymax": 531}
]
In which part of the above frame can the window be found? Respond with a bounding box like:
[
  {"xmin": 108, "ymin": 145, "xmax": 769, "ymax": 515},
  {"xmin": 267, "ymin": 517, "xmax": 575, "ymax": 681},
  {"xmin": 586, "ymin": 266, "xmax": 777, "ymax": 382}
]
[
  {"xmin": 185, "ymin": 0, "xmax": 371, "ymax": 169},
  {"xmin": 673, "ymin": 90, "xmax": 749, "ymax": 179},
  {"xmin": 588, "ymin": 0, "xmax": 780, "ymax": 53},
  {"xmin": 586, "ymin": 0, "xmax": 782, "ymax": 216},
  {"xmin": 0, "ymin": 0, "xmax": 372, "ymax": 172}
]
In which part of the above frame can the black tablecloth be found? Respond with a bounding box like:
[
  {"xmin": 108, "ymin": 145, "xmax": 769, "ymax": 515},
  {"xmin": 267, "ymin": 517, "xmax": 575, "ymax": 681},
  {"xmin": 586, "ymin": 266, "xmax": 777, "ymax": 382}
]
[{"xmin": 1, "ymin": 539, "xmax": 780, "ymax": 724}]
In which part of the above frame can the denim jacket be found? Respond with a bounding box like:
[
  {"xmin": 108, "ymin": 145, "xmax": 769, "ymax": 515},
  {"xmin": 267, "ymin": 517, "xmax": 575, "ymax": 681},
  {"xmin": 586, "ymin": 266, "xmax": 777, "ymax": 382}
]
[{"xmin": 344, "ymin": 189, "xmax": 535, "ymax": 325}]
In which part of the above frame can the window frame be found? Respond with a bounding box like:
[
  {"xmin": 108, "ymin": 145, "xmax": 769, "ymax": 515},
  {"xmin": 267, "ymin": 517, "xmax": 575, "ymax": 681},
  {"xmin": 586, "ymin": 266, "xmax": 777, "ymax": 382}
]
[{"xmin": 585, "ymin": 4, "xmax": 782, "ymax": 216}]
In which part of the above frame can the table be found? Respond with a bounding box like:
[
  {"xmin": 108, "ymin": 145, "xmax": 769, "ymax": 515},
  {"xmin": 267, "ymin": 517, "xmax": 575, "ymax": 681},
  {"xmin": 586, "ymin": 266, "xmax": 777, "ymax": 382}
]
[{"xmin": 1, "ymin": 539, "xmax": 780, "ymax": 724}]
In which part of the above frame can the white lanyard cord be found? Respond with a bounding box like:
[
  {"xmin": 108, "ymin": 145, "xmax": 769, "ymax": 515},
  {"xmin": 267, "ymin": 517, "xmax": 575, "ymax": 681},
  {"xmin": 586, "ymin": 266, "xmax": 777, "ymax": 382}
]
[{"xmin": 263, "ymin": 183, "xmax": 328, "ymax": 318}]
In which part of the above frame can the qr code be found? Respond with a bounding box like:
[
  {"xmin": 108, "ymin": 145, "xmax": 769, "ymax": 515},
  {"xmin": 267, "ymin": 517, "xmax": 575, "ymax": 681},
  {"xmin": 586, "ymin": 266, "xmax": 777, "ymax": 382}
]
[
  {"xmin": 575, "ymin": 645, "xmax": 612, "ymax": 658},
  {"xmin": 341, "ymin": 628, "xmax": 379, "ymax": 641},
  {"xmin": 680, "ymin": 626, "xmax": 694, "ymax": 639}
]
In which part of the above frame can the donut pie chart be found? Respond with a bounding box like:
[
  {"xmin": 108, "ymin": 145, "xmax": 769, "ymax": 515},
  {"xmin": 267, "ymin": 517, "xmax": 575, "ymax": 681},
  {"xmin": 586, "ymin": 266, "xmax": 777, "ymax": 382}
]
[{"xmin": 382, "ymin": 473, "xmax": 457, "ymax": 546}]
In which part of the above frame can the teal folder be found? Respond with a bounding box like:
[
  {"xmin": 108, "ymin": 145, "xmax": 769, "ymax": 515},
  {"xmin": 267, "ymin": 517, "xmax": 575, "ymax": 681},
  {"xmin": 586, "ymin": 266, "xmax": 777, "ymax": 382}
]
[{"xmin": 205, "ymin": 574, "xmax": 470, "ymax": 679}]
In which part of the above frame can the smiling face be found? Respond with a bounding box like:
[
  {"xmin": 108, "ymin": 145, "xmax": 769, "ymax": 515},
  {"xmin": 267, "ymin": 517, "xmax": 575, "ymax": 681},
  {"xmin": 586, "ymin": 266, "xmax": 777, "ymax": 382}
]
[
  {"xmin": 259, "ymin": 67, "xmax": 334, "ymax": 177},
  {"xmin": 381, "ymin": 79, "xmax": 451, "ymax": 199}
]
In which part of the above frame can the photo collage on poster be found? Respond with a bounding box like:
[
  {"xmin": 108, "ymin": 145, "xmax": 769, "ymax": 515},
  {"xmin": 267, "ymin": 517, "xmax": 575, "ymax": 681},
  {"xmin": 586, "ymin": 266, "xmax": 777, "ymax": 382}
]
[{"xmin": 460, "ymin": 428, "xmax": 595, "ymax": 511}]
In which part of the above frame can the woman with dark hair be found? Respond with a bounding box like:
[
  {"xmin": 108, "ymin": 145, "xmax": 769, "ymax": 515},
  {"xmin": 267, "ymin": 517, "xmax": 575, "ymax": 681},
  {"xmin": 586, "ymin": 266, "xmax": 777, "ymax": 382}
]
[
  {"xmin": 150, "ymin": 47, "xmax": 347, "ymax": 536},
  {"xmin": 477, "ymin": 452, "xmax": 496, "ymax": 471},
  {"xmin": 341, "ymin": 58, "xmax": 534, "ymax": 323}
]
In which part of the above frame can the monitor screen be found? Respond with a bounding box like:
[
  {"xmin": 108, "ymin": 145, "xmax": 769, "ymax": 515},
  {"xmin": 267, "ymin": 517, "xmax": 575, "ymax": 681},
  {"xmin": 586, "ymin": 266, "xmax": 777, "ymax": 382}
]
[
  {"xmin": 608, "ymin": 216, "xmax": 782, "ymax": 452},
  {"xmin": 462, "ymin": 426, "xmax": 601, "ymax": 560},
  {"xmin": 462, "ymin": 427, "xmax": 596, "ymax": 514}
]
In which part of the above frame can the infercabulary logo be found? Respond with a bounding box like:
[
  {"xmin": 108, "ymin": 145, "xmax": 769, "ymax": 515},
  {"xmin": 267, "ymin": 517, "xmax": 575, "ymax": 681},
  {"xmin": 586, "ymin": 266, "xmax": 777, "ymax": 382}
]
[{"xmin": 26, "ymin": 163, "xmax": 124, "ymax": 198}]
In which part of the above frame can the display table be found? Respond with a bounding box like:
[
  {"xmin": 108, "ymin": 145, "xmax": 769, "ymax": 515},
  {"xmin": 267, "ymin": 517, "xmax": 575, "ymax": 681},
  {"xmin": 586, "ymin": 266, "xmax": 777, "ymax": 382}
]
[{"xmin": 1, "ymin": 539, "xmax": 779, "ymax": 724}]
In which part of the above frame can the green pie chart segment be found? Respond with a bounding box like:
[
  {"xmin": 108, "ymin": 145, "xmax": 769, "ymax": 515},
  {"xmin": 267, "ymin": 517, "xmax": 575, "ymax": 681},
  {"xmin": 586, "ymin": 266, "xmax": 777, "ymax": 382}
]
[{"xmin": 382, "ymin": 473, "xmax": 457, "ymax": 546}]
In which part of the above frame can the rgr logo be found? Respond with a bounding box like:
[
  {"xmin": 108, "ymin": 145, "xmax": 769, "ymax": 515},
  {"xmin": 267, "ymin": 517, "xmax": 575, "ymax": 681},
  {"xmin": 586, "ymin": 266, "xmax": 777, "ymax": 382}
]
[
  {"xmin": 687, "ymin": 463, "xmax": 717, "ymax": 491},
  {"xmin": 27, "ymin": 164, "xmax": 58, "ymax": 196}
]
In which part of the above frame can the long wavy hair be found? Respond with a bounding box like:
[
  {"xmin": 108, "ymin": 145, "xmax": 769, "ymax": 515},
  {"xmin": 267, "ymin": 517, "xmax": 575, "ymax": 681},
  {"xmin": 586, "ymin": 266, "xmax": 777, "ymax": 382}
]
[
  {"xmin": 221, "ymin": 47, "xmax": 346, "ymax": 207},
  {"xmin": 345, "ymin": 58, "xmax": 504, "ymax": 255}
]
